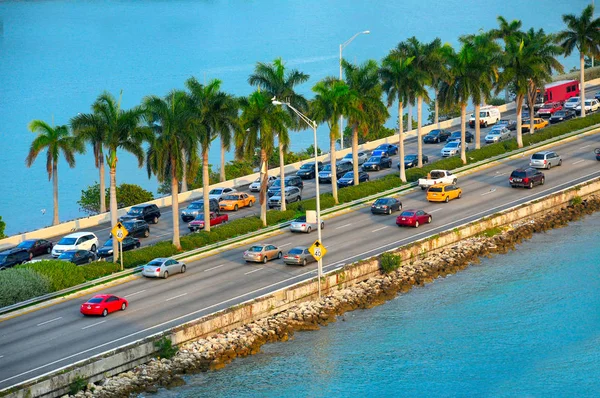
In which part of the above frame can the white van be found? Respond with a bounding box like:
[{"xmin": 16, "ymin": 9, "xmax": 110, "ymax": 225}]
[{"xmin": 468, "ymin": 106, "xmax": 501, "ymax": 128}]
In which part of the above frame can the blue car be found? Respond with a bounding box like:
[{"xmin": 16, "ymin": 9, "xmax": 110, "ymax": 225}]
[
  {"xmin": 337, "ymin": 171, "xmax": 369, "ymax": 187},
  {"xmin": 374, "ymin": 143, "xmax": 398, "ymax": 156}
]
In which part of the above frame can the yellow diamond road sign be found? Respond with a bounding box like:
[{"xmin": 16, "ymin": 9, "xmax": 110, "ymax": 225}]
[
  {"xmin": 308, "ymin": 240, "xmax": 327, "ymax": 261},
  {"xmin": 112, "ymin": 222, "xmax": 129, "ymax": 243}
]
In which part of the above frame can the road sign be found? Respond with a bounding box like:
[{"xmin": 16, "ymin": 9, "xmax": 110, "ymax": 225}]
[
  {"xmin": 111, "ymin": 222, "xmax": 129, "ymax": 243},
  {"xmin": 308, "ymin": 240, "xmax": 327, "ymax": 261}
]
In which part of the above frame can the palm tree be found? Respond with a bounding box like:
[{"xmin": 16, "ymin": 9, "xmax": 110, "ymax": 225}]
[
  {"xmin": 427, "ymin": 39, "xmax": 452, "ymax": 129},
  {"xmin": 94, "ymin": 91, "xmax": 149, "ymax": 261},
  {"xmin": 71, "ymin": 113, "xmax": 107, "ymax": 213},
  {"xmin": 310, "ymin": 78, "xmax": 353, "ymax": 203},
  {"xmin": 491, "ymin": 16, "xmax": 523, "ymax": 42},
  {"xmin": 439, "ymin": 44, "xmax": 478, "ymax": 164},
  {"xmin": 144, "ymin": 90, "xmax": 194, "ymax": 248},
  {"xmin": 248, "ymin": 58, "xmax": 309, "ymax": 211},
  {"xmin": 460, "ymin": 32, "xmax": 501, "ymax": 149},
  {"xmin": 380, "ymin": 51, "xmax": 419, "ymax": 182},
  {"xmin": 238, "ymin": 91, "xmax": 288, "ymax": 226},
  {"xmin": 342, "ymin": 59, "xmax": 388, "ymax": 184},
  {"xmin": 25, "ymin": 121, "xmax": 83, "ymax": 225},
  {"xmin": 186, "ymin": 77, "xmax": 239, "ymax": 232},
  {"xmin": 556, "ymin": 4, "xmax": 600, "ymax": 118}
]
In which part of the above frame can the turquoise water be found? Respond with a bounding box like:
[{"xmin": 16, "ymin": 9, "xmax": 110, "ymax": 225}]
[
  {"xmin": 147, "ymin": 212, "xmax": 600, "ymax": 397},
  {"xmin": 0, "ymin": 1, "xmax": 587, "ymax": 234}
]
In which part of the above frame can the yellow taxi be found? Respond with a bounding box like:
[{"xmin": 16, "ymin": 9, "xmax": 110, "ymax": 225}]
[
  {"xmin": 522, "ymin": 118, "xmax": 548, "ymax": 132},
  {"xmin": 426, "ymin": 183, "xmax": 462, "ymax": 203},
  {"xmin": 219, "ymin": 192, "xmax": 256, "ymax": 211}
]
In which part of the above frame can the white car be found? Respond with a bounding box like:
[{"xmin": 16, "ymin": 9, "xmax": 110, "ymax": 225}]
[
  {"xmin": 575, "ymin": 99, "xmax": 600, "ymax": 114},
  {"xmin": 563, "ymin": 96, "xmax": 580, "ymax": 110},
  {"xmin": 208, "ymin": 187, "xmax": 236, "ymax": 202},
  {"xmin": 51, "ymin": 232, "xmax": 99, "ymax": 258},
  {"xmin": 440, "ymin": 141, "xmax": 466, "ymax": 157},
  {"xmin": 249, "ymin": 176, "xmax": 277, "ymax": 192},
  {"xmin": 485, "ymin": 127, "xmax": 511, "ymax": 143},
  {"xmin": 340, "ymin": 151, "xmax": 368, "ymax": 165}
]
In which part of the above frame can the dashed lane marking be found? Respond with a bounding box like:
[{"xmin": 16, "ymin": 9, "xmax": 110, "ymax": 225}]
[
  {"xmin": 335, "ymin": 223, "xmax": 352, "ymax": 230},
  {"xmin": 124, "ymin": 290, "xmax": 146, "ymax": 298},
  {"xmin": 572, "ymin": 159, "xmax": 585, "ymax": 165},
  {"xmin": 371, "ymin": 226, "xmax": 388, "ymax": 232},
  {"xmin": 279, "ymin": 243, "xmax": 292, "ymax": 248},
  {"xmin": 244, "ymin": 268, "xmax": 264, "ymax": 275},
  {"xmin": 204, "ymin": 264, "xmax": 225, "ymax": 272},
  {"xmin": 429, "ymin": 208, "xmax": 442, "ymax": 213},
  {"xmin": 581, "ymin": 145, "xmax": 590, "ymax": 149},
  {"xmin": 166, "ymin": 293, "xmax": 188, "ymax": 302},
  {"xmin": 36, "ymin": 317, "xmax": 62, "ymax": 327},
  {"xmin": 481, "ymin": 188, "xmax": 497, "ymax": 196},
  {"xmin": 493, "ymin": 172, "xmax": 507, "ymax": 178},
  {"xmin": 81, "ymin": 321, "xmax": 105, "ymax": 330}
]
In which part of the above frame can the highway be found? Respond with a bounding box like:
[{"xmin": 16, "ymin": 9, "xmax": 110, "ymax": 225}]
[{"xmin": 0, "ymin": 128, "xmax": 599, "ymax": 390}]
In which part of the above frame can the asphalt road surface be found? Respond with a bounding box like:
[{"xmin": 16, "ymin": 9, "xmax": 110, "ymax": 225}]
[{"xmin": 1, "ymin": 129, "xmax": 599, "ymax": 390}]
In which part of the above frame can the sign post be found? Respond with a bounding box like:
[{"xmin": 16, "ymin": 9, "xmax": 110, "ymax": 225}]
[
  {"xmin": 111, "ymin": 222, "xmax": 128, "ymax": 271},
  {"xmin": 308, "ymin": 240, "xmax": 327, "ymax": 297}
]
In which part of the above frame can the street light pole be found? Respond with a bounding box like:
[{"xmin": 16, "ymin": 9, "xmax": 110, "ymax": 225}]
[
  {"xmin": 272, "ymin": 98, "xmax": 323, "ymax": 298},
  {"xmin": 339, "ymin": 30, "xmax": 370, "ymax": 151}
]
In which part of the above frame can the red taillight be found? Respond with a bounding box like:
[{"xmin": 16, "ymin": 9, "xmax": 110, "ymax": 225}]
[
  {"xmin": 156, "ymin": 267, "xmax": 161, "ymax": 272},
  {"xmin": 523, "ymin": 178, "xmax": 529, "ymax": 184},
  {"xmin": 302, "ymin": 224, "xmax": 306, "ymax": 227},
  {"xmin": 543, "ymin": 160, "xmax": 547, "ymax": 164},
  {"xmin": 295, "ymin": 255, "xmax": 300, "ymax": 259}
]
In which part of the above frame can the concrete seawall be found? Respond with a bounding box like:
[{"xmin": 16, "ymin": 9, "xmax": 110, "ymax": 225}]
[{"xmin": 5, "ymin": 173, "xmax": 600, "ymax": 398}]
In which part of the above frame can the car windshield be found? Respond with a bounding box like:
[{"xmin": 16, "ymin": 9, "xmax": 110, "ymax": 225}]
[
  {"xmin": 18, "ymin": 241, "xmax": 35, "ymax": 248},
  {"xmin": 87, "ymin": 298, "xmax": 103, "ymax": 304},
  {"xmin": 400, "ymin": 211, "xmax": 415, "ymax": 216},
  {"xmin": 222, "ymin": 195, "xmax": 238, "ymax": 201},
  {"xmin": 123, "ymin": 222, "xmax": 135, "ymax": 229},
  {"xmin": 103, "ymin": 239, "xmax": 113, "ymax": 247},
  {"xmin": 489, "ymin": 131, "xmax": 500, "ymax": 136},
  {"xmin": 404, "ymin": 155, "xmax": 417, "ymax": 161},
  {"xmin": 57, "ymin": 237, "xmax": 76, "ymax": 245},
  {"xmin": 128, "ymin": 207, "xmax": 143, "ymax": 215},
  {"xmin": 531, "ymin": 154, "xmax": 545, "ymax": 160},
  {"xmin": 299, "ymin": 164, "xmax": 312, "ymax": 170},
  {"xmin": 567, "ymin": 97, "xmax": 579, "ymax": 103},
  {"xmin": 342, "ymin": 172, "xmax": 353, "ymax": 178},
  {"xmin": 428, "ymin": 187, "xmax": 443, "ymax": 192},
  {"xmin": 294, "ymin": 216, "xmax": 307, "ymax": 222},
  {"xmin": 498, "ymin": 120, "xmax": 508, "ymax": 124},
  {"xmin": 445, "ymin": 142, "xmax": 459, "ymax": 148},
  {"xmin": 147, "ymin": 260, "xmax": 163, "ymax": 267},
  {"xmin": 188, "ymin": 202, "xmax": 202, "ymax": 209},
  {"xmin": 0, "ymin": 254, "xmax": 8, "ymax": 262},
  {"xmin": 427, "ymin": 130, "xmax": 441, "ymax": 136},
  {"xmin": 288, "ymin": 248, "xmax": 303, "ymax": 255},
  {"xmin": 554, "ymin": 111, "xmax": 566, "ymax": 116},
  {"xmin": 376, "ymin": 145, "xmax": 388, "ymax": 150},
  {"xmin": 58, "ymin": 252, "xmax": 75, "ymax": 259},
  {"xmin": 343, "ymin": 154, "xmax": 352, "ymax": 159},
  {"xmin": 272, "ymin": 180, "xmax": 282, "ymax": 187},
  {"xmin": 248, "ymin": 246, "xmax": 264, "ymax": 252},
  {"xmin": 585, "ymin": 100, "xmax": 593, "ymax": 105},
  {"xmin": 367, "ymin": 156, "xmax": 381, "ymax": 163},
  {"xmin": 511, "ymin": 171, "xmax": 526, "ymax": 178},
  {"xmin": 321, "ymin": 165, "xmax": 332, "ymax": 171},
  {"xmin": 209, "ymin": 189, "xmax": 223, "ymax": 195},
  {"xmin": 430, "ymin": 171, "xmax": 445, "ymax": 179},
  {"xmin": 450, "ymin": 132, "xmax": 461, "ymax": 138},
  {"xmin": 194, "ymin": 214, "xmax": 205, "ymax": 221}
]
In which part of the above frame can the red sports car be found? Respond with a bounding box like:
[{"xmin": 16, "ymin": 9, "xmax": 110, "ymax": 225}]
[
  {"xmin": 396, "ymin": 209, "xmax": 432, "ymax": 228},
  {"xmin": 80, "ymin": 294, "xmax": 128, "ymax": 317}
]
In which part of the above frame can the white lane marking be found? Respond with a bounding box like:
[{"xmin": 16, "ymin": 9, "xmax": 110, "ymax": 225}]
[
  {"xmin": 572, "ymin": 160, "xmax": 585, "ymax": 165},
  {"xmin": 81, "ymin": 321, "xmax": 105, "ymax": 330},
  {"xmin": 154, "ymin": 233, "xmax": 172, "ymax": 239},
  {"xmin": 581, "ymin": 145, "xmax": 590, "ymax": 149},
  {"xmin": 481, "ymin": 188, "xmax": 497, "ymax": 196},
  {"xmin": 7, "ymin": 170, "xmax": 600, "ymax": 387},
  {"xmin": 36, "ymin": 317, "xmax": 62, "ymax": 327},
  {"xmin": 124, "ymin": 290, "xmax": 146, "ymax": 298},
  {"xmin": 493, "ymin": 172, "xmax": 507, "ymax": 178},
  {"xmin": 204, "ymin": 264, "xmax": 225, "ymax": 272},
  {"xmin": 166, "ymin": 293, "xmax": 188, "ymax": 302},
  {"xmin": 429, "ymin": 208, "xmax": 442, "ymax": 213},
  {"xmin": 371, "ymin": 226, "xmax": 388, "ymax": 232},
  {"xmin": 245, "ymin": 268, "xmax": 264, "ymax": 275},
  {"xmin": 279, "ymin": 243, "xmax": 292, "ymax": 248},
  {"xmin": 335, "ymin": 223, "xmax": 352, "ymax": 230}
]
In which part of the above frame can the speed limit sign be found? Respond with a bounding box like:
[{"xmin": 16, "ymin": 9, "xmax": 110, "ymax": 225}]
[
  {"xmin": 308, "ymin": 240, "xmax": 327, "ymax": 261},
  {"xmin": 111, "ymin": 222, "xmax": 129, "ymax": 243}
]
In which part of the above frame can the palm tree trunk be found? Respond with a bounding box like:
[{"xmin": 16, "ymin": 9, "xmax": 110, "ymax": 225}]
[
  {"xmin": 407, "ymin": 103, "xmax": 412, "ymax": 132},
  {"xmin": 528, "ymin": 82, "xmax": 536, "ymax": 135},
  {"xmin": 109, "ymin": 160, "xmax": 119, "ymax": 262},
  {"xmin": 474, "ymin": 104, "xmax": 481, "ymax": 150},
  {"xmin": 171, "ymin": 171, "xmax": 181, "ymax": 249},
  {"xmin": 516, "ymin": 95, "xmax": 524, "ymax": 148},
  {"xmin": 259, "ymin": 149, "xmax": 268, "ymax": 227},
  {"xmin": 352, "ymin": 125, "xmax": 359, "ymax": 185},
  {"xmin": 417, "ymin": 96, "xmax": 423, "ymax": 168},
  {"xmin": 98, "ymin": 149, "xmax": 106, "ymax": 213},
  {"xmin": 220, "ymin": 141, "xmax": 226, "ymax": 182},
  {"xmin": 202, "ymin": 150, "xmax": 211, "ymax": 233},
  {"xmin": 435, "ymin": 90, "xmax": 440, "ymax": 129},
  {"xmin": 460, "ymin": 104, "xmax": 467, "ymax": 165},
  {"xmin": 52, "ymin": 162, "xmax": 59, "ymax": 225},
  {"xmin": 330, "ymin": 136, "xmax": 339, "ymax": 204},
  {"xmin": 279, "ymin": 137, "xmax": 286, "ymax": 211},
  {"xmin": 180, "ymin": 149, "xmax": 188, "ymax": 193},
  {"xmin": 580, "ymin": 52, "xmax": 586, "ymax": 118},
  {"xmin": 398, "ymin": 101, "xmax": 406, "ymax": 182}
]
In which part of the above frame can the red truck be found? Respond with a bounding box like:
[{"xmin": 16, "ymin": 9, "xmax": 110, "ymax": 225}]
[
  {"xmin": 188, "ymin": 212, "xmax": 228, "ymax": 232},
  {"xmin": 532, "ymin": 80, "xmax": 580, "ymax": 109}
]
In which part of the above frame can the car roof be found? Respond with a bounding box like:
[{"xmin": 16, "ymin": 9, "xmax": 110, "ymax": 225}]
[
  {"xmin": 0, "ymin": 248, "xmax": 27, "ymax": 254},
  {"xmin": 402, "ymin": 209, "xmax": 420, "ymax": 212},
  {"xmin": 289, "ymin": 246, "xmax": 308, "ymax": 250},
  {"xmin": 534, "ymin": 150, "xmax": 552, "ymax": 155},
  {"xmin": 64, "ymin": 232, "xmax": 95, "ymax": 238},
  {"xmin": 150, "ymin": 257, "xmax": 169, "ymax": 262},
  {"xmin": 432, "ymin": 183, "xmax": 453, "ymax": 187}
]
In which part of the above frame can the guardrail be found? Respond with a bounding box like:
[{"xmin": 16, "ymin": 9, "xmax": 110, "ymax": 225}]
[{"xmin": 1, "ymin": 121, "xmax": 598, "ymax": 317}]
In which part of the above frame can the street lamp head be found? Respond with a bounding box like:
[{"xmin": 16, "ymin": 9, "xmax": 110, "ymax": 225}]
[
  {"xmin": 272, "ymin": 99, "xmax": 283, "ymax": 106},
  {"xmin": 363, "ymin": 30, "xmax": 370, "ymax": 34}
]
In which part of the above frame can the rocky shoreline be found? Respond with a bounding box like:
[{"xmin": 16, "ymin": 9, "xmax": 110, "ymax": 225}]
[{"xmin": 68, "ymin": 196, "xmax": 600, "ymax": 398}]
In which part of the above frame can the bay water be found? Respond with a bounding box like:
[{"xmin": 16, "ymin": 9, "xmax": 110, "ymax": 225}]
[
  {"xmin": 145, "ymin": 212, "xmax": 600, "ymax": 397},
  {"xmin": 0, "ymin": 1, "xmax": 587, "ymax": 234}
]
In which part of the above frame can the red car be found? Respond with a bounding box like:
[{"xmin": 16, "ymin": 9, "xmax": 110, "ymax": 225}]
[
  {"xmin": 396, "ymin": 209, "xmax": 432, "ymax": 228},
  {"xmin": 188, "ymin": 212, "xmax": 228, "ymax": 232},
  {"xmin": 17, "ymin": 239, "xmax": 54, "ymax": 259},
  {"xmin": 80, "ymin": 294, "xmax": 128, "ymax": 317},
  {"xmin": 537, "ymin": 102, "xmax": 562, "ymax": 117}
]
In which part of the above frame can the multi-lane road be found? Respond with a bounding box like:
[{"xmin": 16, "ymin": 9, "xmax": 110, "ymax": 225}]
[{"xmin": 1, "ymin": 125, "xmax": 599, "ymax": 390}]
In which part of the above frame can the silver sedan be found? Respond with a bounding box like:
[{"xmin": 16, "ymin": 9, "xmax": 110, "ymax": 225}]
[
  {"xmin": 141, "ymin": 257, "xmax": 186, "ymax": 279},
  {"xmin": 243, "ymin": 244, "xmax": 282, "ymax": 263},
  {"xmin": 289, "ymin": 216, "xmax": 325, "ymax": 233},
  {"xmin": 283, "ymin": 246, "xmax": 316, "ymax": 266}
]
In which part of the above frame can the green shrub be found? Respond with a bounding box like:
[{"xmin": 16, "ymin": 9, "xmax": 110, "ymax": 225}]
[
  {"xmin": 121, "ymin": 241, "xmax": 179, "ymax": 269},
  {"xmin": 154, "ymin": 337, "xmax": 178, "ymax": 359},
  {"xmin": 69, "ymin": 375, "xmax": 87, "ymax": 396},
  {"xmin": 20, "ymin": 260, "xmax": 85, "ymax": 291},
  {"xmin": 81, "ymin": 262, "xmax": 121, "ymax": 281},
  {"xmin": 0, "ymin": 268, "xmax": 52, "ymax": 307},
  {"xmin": 266, "ymin": 209, "xmax": 297, "ymax": 225},
  {"xmin": 571, "ymin": 196, "xmax": 583, "ymax": 206},
  {"xmin": 380, "ymin": 252, "xmax": 402, "ymax": 273}
]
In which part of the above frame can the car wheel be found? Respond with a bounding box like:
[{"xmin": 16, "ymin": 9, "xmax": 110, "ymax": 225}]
[
  {"xmin": 181, "ymin": 264, "xmax": 186, "ymax": 274},
  {"xmin": 453, "ymin": 179, "xmax": 457, "ymax": 185},
  {"xmin": 307, "ymin": 226, "xmax": 312, "ymax": 233},
  {"xmin": 421, "ymin": 186, "xmax": 426, "ymax": 190},
  {"xmin": 153, "ymin": 216, "xmax": 159, "ymax": 224},
  {"xmin": 376, "ymin": 166, "xmax": 380, "ymax": 171},
  {"xmin": 234, "ymin": 204, "xmax": 238, "ymax": 211},
  {"xmin": 387, "ymin": 208, "xmax": 392, "ymax": 215},
  {"xmin": 428, "ymin": 216, "xmax": 432, "ymax": 223},
  {"xmin": 415, "ymin": 221, "xmax": 420, "ymax": 228},
  {"xmin": 263, "ymin": 256, "xmax": 268, "ymax": 264},
  {"xmin": 277, "ymin": 252, "xmax": 282, "ymax": 259},
  {"xmin": 29, "ymin": 252, "xmax": 33, "ymax": 260},
  {"xmin": 547, "ymin": 163, "xmax": 551, "ymax": 170},
  {"xmin": 444, "ymin": 196, "xmax": 449, "ymax": 203},
  {"xmin": 102, "ymin": 309, "xmax": 108, "ymax": 317},
  {"xmin": 302, "ymin": 259, "xmax": 307, "ymax": 266},
  {"xmin": 136, "ymin": 242, "xmax": 141, "ymax": 248},
  {"xmin": 144, "ymin": 229, "xmax": 149, "ymax": 238},
  {"xmin": 91, "ymin": 244, "xmax": 97, "ymax": 252},
  {"xmin": 320, "ymin": 222, "xmax": 324, "ymax": 229},
  {"xmin": 121, "ymin": 303, "xmax": 127, "ymax": 311},
  {"xmin": 47, "ymin": 247, "xmax": 52, "ymax": 254},
  {"xmin": 528, "ymin": 181, "xmax": 534, "ymax": 189},
  {"xmin": 458, "ymin": 192, "xmax": 462, "ymax": 199},
  {"xmin": 163, "ymin": 271, "xmax": 169, "ymax": 279},
  {"xmin": 558, "ymin": 159, "xmax": 562, "ymax": 166},
  {"xmin": 249, "ymin": 201, "xmax": 254, "ymax": 207},
  {"xmin": 435, "ymin": 138, "xmax": 439, "ymax": 143},
  {"xmin": 88, "ymin": 257, "xmax": 93, "ymax": 264},
  {"xmin": 541, "ymin": 177, "xmax": 545, "ymax": 185}
]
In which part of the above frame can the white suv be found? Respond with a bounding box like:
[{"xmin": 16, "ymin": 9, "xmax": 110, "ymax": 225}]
[
  {"xmin": 563, "ymin": 96, "xmax": 580, "ymax": 110},
  {"xmin": 51, "ymin": 232, "xmax": 99, "ymax": 258},
  {"xmin": 575, "ymin": 99, "xmax": 600, "ymax": 114}
]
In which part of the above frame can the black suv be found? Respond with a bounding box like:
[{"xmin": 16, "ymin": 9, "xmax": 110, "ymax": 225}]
[
  {"xmin": 423, "ymin": 129, "xmax": 450, "ymax": 143},
  {"xmin": 180, "ymin": 199, "xmax": 220, "ymax": 222},
  {"xmin": 0, "ymin": 248, "xmax": 30, "ymax": 270},
  {"xmin": 296, "ymin": 162, "xmax": 323, "ymax": 179},
  {"xmin": 509, "ymin": 168, "xmax": 545, "ymax": 189},
  {"xmin": 318, "ymin": 162, "xmax": 353, "ymax": 183},
  {"xmin": 362, "ymin": 155, "xmax": 392, "ymax": 171},
  {"xmin": 268, "ymin": 176, "xmax": 304, "ymax": 197},
  {"xmin": 121, "ymin": 220, "xmax": 150, "ymax": 238},
  {"xmin": 119, "ymin": 204, "xmax": 161, "ymax": 224}
]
